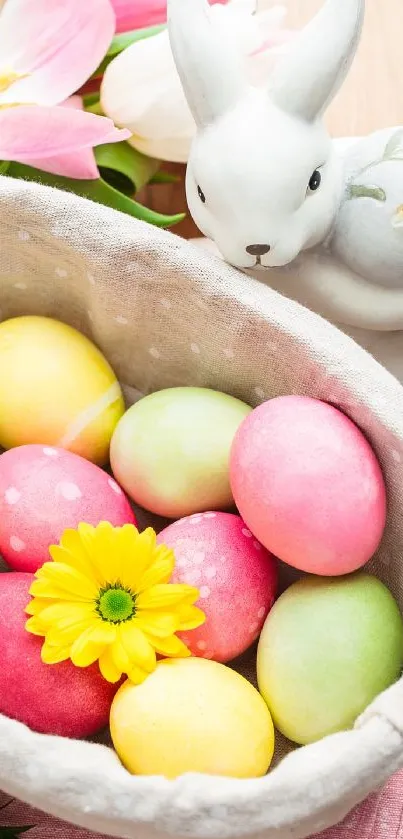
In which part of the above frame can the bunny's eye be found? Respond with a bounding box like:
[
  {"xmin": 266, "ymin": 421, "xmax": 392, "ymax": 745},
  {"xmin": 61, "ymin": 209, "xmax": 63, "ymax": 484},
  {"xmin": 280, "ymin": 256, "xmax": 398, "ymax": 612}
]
[
  {"xmin": 308, "ymin": 169, "xmax": 322, "ymax": 192},
  {"xmin": 197, "ymin": 185, "xmax": 206, "ymax": 204}
]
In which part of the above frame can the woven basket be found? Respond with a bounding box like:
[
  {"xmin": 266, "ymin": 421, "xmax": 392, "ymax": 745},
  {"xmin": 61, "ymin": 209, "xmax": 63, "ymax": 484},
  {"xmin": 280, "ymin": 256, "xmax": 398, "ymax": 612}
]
[{"xmin": 0, "ymin": 175, "xmax": 403, "ymax": 839}]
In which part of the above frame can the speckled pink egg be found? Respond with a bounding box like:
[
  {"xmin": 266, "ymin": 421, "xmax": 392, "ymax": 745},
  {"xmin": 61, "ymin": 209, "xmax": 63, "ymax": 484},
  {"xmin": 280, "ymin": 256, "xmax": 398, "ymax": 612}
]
[
  {"xmin": 230, "ymin": 396, "xmax": 387, "ymax": 576},
  {"xmin": 158, "ymin": 512, "xmax": 278, "ymax": 663},
  {"xmin": 0, "ymin": 445, "xmax": 136, "ymax": 573},
  {"xmin": 0, "ymin": 573, "xmax": 117, "ymax": 737}
]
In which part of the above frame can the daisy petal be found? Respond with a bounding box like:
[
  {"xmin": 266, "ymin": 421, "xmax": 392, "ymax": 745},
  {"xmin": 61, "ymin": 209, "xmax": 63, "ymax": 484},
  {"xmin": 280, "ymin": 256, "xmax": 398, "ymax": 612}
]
[
  {"xmin": 117, "ymin": 525, "xmax": 154, "ymax": 589},
  {"xmin": 99, "ymin": 648, "xmax": 122, "ymax": 683},
  {"xmin": 104, "ymin": 523, "xmax": 135, "ymax": 586},
  {"xmin": 136, "ymin": 546, "xmax": 175, "ymax": 592},
  {"xmin": 37, "ymin": 602, "xmax": 94, "ymax": 627},
  {"xmin": 29, "ymin": 580, "xmax": 79, "ymax": 601},
  {"xmin": 25, "ymin": 597, "xmax": 53, "ymax": 616},
  {"xmin": 41, "ymin": 640, "xmax": 71, "ymax": 665},
  {"xmin": 47, "ymin": 620, "xmax": 93, "ymax": 648},
  {"xmin": 111, "ymin": 638, "xmax": 131, "ymax": 673},
  {"xmin": 52, "ymin": 529, "xmax": 103, "ymax": 585},
  {"xmin": 119, "ymin": 623, "xmax": 156, "ymax": 672},
  {"xmin": 0, "ymin": 106, "xmax": 130, "ymax": 176},
  {"xmin": 127, "ymin": 663, "xmax": 151, "ymax": 685},
  {"xmin": 70, "ymin": 625, "xmax": 110, "ymax": 667},
  {"xmin": 77, "ymin": 521, "xmax": 127, "ymax": 585},
  {"xmin": 35, "ymin": 562, "xmax": 98, "ymax": 600},
  {"xmin": 136, "ymin": 583, "xmax": 200, "ymax": 610},
  {"xmin": 148, "ymin": 633, "xmax": 191, "ymax": 658},
  {"xmin": 25, "ymin": 616, "xmax": 46, "ymax": 637},
  {"xmin": 0, "ymin": 0, "xmax": 115, "ymax": 106},
  {"xmin": 87, "ymin": 521, "xmax": 121, "ymax": 584},
  {"xmin": 177, "ymin": 605, "xmax": 206, "ymax": 631},
  {"xmin": 87, "ymin": 622, "xmax": 117, "ymax": 645},
  {"xmin": 136, "ymin": 610, "xmax": 177, "ymax": 638}
]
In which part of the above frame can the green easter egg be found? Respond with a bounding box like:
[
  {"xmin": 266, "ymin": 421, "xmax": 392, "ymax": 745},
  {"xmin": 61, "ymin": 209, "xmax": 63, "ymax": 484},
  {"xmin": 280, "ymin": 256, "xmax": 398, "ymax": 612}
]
[
  {"xmin": 110, "ymin": 387, "xmax": 251, "ymax": 518},
  {"xmin": 257, "ymin": 574, "xmax": 403, "ymax": 745}
]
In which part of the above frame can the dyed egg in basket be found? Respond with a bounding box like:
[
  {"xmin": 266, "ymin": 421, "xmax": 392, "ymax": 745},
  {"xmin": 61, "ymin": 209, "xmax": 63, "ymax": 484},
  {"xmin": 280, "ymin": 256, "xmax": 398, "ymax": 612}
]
[
  {"xmin": 0, "ymin": 315, "xmax": 125, "ymax": 465},
  {"xmin": 110, "ymin": 657, "xmax": 275, "ymax": 778},
  {"xmin": 0, "ymin": 445, "xmax": 135, "ymax": 572},
  {"xmin": 230, "ymin": 396, "xmax": 386, "ymax": 576},
  {"xmin": 0, "ymin": 573, "xmax": 117, "ymax": 737},
  {"xmin": 110, "ymin": 387, "xmax": 252, "ymax": 518},
  {"xmin": 158, "ymin": 512, "xmax": 278, "ymax": 662}
]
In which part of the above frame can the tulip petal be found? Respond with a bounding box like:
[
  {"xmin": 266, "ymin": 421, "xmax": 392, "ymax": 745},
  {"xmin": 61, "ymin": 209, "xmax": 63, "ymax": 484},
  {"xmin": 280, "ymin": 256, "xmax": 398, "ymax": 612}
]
[
  {"xmin": 0, "ymin": 105, "xmax": 130, "ymax": 179},
  {"xmin": 26, "ymin": 96, "xmax": 100, "ymax": 180},
  {"xmin": 111, "ymin": 0, "xmax": 166, "ymax": 33},
  {"xmin": 0, "ymin": 0, "xmax": 115, "ymax": 106},
  {"xmin": 111, "ymin": 0, "xmax": 227, "ymax": 33}
]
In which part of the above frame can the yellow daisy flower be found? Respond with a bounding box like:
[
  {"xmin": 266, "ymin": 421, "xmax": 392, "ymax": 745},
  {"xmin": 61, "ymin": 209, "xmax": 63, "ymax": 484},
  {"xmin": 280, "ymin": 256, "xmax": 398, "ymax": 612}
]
[{"xmin": 25, "ymin": 522, "xmax": 205, "ymax": 684}]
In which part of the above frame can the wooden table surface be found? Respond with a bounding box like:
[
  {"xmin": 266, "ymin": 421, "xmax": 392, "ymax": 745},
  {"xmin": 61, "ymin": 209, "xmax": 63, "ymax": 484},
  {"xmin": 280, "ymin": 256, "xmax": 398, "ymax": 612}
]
[
  {"xmin": 143, "ymin": 0, "xmax": 403, "ymax": 238},
  {"xmin": 287, "ymin": 0, "xmax": 403, "ymax": 137}
]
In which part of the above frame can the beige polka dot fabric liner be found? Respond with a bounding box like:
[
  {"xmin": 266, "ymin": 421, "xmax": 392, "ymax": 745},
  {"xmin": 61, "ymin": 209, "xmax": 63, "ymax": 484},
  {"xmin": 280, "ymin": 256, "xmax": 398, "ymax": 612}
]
[{"xmin": 1, "ymin": 175, "xmax": 403, "ymax": 839}]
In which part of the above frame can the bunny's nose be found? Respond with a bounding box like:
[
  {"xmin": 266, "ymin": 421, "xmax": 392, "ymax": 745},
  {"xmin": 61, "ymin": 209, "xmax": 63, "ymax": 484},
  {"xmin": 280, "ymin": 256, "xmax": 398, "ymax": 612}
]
[{"xmin": 246, "ymin": 244, "xmax": 271, "ymax": 256}]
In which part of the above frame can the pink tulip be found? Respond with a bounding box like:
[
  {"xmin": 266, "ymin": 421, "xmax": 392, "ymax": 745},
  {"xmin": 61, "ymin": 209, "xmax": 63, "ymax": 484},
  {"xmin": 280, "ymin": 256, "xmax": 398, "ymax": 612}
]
[
  {"xmin": 0, "ymin": 0, "xmax": 130, "ymax": 179},
  {"xmin": 111, "ymin": 0, "xmax": 227, "ymax": 33}
]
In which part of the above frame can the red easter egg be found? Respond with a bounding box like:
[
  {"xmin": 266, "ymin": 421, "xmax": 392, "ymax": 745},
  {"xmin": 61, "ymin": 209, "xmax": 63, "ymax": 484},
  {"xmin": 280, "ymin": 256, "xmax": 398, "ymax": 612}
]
[
  {"xmin": 158, "ymin": 512, "xmax": 278, "ymax": 663},
  {"xmin": 0, "ymin": 445, "xmax": 136, "ymax": 573},
  {"xmin": 0, "ymin": 573, "xmax": 117, "ymax": 737},
  {"xmin": 230, "ymin": 396, "xmax": 387, "ymax": 576}
]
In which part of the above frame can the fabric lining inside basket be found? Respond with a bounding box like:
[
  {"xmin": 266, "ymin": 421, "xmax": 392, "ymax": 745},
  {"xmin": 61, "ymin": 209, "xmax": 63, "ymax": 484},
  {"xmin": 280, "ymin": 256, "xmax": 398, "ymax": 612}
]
[{"xmin": 0, "ymin": 176, "xmax": 403, "ymax": 839}]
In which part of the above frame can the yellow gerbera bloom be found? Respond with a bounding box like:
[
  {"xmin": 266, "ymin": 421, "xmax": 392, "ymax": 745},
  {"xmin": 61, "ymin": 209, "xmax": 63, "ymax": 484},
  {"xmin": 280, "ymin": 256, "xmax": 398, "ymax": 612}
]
[{"xmin": 25, "ymin": 522, "xmax": 205, "ymax": 684}]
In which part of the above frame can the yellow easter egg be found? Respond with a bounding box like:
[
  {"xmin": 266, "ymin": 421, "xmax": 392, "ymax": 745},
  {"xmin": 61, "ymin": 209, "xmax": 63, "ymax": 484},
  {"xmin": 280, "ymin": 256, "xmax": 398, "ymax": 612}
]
[
  {"xmin": 0, "ymin": 316, "xmax": 124, "ymax": 465},
  {"xmin": 110, "ymin": 658, "xmax": 274, "ymax": 778}
]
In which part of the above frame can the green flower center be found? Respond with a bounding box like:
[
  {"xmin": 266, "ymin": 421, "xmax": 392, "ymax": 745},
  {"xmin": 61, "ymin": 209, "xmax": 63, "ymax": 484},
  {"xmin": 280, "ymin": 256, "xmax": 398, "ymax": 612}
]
[{"xmin": 97, "ymin": 584, "xmax": 136, "ymax": 624}]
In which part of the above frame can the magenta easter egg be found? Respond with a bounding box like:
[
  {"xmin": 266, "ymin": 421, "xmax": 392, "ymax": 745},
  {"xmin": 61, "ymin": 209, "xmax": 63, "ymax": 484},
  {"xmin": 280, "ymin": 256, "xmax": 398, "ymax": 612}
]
[
  {"xmin": 0, "ymin": 445, "xmax": 136, "ymax": 573},
  {"xmin": 230, "ymin": 396, "xmax": 387, "ymax": 576},
  {"xmin": 158, "ymin": 512, "xmax": 278, "ymax": 663},
  {"xmin": 0, "ymin": 573, "xmax": 117, "ymax": 737}
]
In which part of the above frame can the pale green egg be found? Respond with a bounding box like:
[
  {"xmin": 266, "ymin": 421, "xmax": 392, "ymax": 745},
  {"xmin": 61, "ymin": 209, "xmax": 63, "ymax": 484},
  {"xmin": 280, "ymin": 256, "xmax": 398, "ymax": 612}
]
[
  {"xmin": 110, "ymin": 387, "xmax": 251, "ymax": 518},
  {"xmin": 257, "ymin": 574, "xmax": 403, "ymax": 745}
]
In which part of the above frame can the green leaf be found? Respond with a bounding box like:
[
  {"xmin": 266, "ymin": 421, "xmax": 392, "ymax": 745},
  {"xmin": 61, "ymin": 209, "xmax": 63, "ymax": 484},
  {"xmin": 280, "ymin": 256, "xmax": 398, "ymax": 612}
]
[
  {"xmin": 383, "ymin": 129, "xmax": 403, "ymax": 161},
  {"xmin": 7, "ymin": 163, "xmax": 185, "ymax": 228},
  {"xmin": 0, "ymin": 827, "xmax": 33, "ymax": 838},
  {"xmin": 0, "ymin": 161, "xmax": 10, "ymax": 175},
  {"xmin": 94, "ymin": 142, "xmax": 159, "ymax": 194},
  {"xmin": 347, "ymin": 183, "xmax": 387, "ymax": 202},
  {"xmin": 92, "ymin": 24, "xmax": 166, "ymax": 78}
]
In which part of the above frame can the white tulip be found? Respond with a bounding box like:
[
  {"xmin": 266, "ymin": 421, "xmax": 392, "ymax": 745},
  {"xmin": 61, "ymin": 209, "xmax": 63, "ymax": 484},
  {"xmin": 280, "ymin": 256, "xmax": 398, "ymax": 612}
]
[{"xmin": 101, "ymin": 0, "xmax": 292, "ymax": 163}]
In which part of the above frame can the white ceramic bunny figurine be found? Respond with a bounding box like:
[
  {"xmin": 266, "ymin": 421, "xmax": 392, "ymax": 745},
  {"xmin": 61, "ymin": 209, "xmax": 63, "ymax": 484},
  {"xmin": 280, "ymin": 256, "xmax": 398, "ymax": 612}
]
[{"xmin": 168, "ymin": 0, "xmax": 403, "ymax": 381}]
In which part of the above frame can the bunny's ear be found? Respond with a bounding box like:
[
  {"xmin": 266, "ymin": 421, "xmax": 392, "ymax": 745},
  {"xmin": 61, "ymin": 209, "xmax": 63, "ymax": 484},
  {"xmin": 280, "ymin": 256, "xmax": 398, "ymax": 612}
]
[
  {"xmin": 168, "ymin": 0, "xmax": 245, "ymax": 128},
  {"xmin": 269, "ymin": 0, "xmax": 364, "ymax": 121}
]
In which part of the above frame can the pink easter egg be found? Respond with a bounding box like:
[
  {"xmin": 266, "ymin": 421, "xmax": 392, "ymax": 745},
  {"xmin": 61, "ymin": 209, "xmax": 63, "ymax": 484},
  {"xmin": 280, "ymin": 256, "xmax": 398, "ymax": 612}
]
[
  {"xmin": 230, "ymin": 396, "xmax": 387, "ymax": 576},
  {"xmin": 0, "ymin": 573, "xmax": 117, "ymax": 737},
  {"xmin": 158, "ymin": 512, "xmax": 278, "ymax": 663},
  {"xmin": 0, "ymin": 445, "xmax": 136, "ymax": 573}
]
